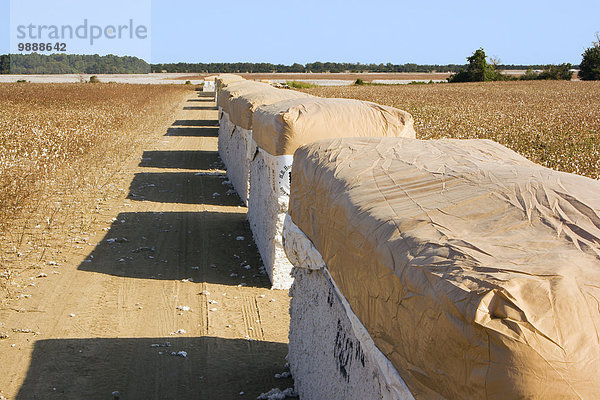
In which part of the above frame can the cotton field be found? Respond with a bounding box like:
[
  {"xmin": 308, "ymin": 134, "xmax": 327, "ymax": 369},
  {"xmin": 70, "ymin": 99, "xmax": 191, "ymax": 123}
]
[
  {"xmin": 302, "ymin": 81, "xmax": 600, "ymax": 179},
  {"xmin": 0, "ymin": 83, "xmax": 189, "ymax": 229}
]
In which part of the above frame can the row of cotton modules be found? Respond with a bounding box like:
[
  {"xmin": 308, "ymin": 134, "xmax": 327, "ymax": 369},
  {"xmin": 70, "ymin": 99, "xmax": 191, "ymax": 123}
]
[{"xmin": 214, "ymin": 74, "xmax": 600, "ymax": 399}]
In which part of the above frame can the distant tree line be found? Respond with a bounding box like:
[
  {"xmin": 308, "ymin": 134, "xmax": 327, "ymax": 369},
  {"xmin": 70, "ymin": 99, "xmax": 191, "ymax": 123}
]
[
  {"xmin": 1, "ymin": 53, "xmax": 592, "ymax": 78},
  {"xmin": 0, "ymin": 53, "xmax": 150, "ymax": 74},
  {"xmin": 149, "ymin": 61, "xmax": 549, "ymax": 74},
  {"xmin": 151, "ymin": 62, "xmax": 464, "ymax": 73}
]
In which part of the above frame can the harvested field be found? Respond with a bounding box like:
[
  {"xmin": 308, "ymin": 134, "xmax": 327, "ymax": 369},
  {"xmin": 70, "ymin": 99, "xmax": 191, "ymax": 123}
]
[{"xmin": 301, "ymin": 81, "xmax": 600, "ymax": 179}]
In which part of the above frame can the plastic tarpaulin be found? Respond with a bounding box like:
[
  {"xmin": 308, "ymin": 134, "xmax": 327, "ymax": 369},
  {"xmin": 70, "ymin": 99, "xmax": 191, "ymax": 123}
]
[
  {"xmin": 288, "ymin": 137, "xmax": 600, "ymax": 399},
  {"xmin": 228, "ymin": 88, "xmax": 313, "ymax": 130},
  {"xmin": 253, "ymin": 97, "xmax": 416, "ymax": 156},
  {"xmin": 217, "ymin": 80, "xmax": 269, "ymax": 113},
  {"xmin": 215, "ymin": 74, "xmax": 244, "ymax": 92}
]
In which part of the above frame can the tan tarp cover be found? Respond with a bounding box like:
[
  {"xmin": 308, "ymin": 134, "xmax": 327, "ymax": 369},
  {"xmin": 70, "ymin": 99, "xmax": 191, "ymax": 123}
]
[
  {"xmin": 215, "ymin": 74, "xmax": 244, "ymax": 92},
  {"xmin": 228, "ymin": 88, "xmax": 313, "ymax": 130},
  {"xmin": 217, "ymin": 81, "xmax": 271, "ymax": 114},
  {"xmin": 288, "ymin": 137, "xmax": 600, "ymax": 399},
  {"xmin": 252, "ymin": 98, "xmax": 416, "ymax": 156}
]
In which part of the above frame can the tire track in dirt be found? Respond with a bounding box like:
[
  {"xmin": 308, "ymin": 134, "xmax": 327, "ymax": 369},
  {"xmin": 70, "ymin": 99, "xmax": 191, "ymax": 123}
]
[{"xmin": 242, "ymin": 295, "xmax": 265, "ymax": 341}]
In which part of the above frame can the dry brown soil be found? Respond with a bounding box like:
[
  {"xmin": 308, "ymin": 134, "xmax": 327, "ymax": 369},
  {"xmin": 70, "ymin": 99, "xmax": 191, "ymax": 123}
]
[{"xmin": 0, "ymin": 91, "xmax": 293, "ymax": 399}]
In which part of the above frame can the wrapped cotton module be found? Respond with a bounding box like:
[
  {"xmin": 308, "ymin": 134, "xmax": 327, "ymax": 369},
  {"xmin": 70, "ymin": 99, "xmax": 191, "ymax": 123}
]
[
  {"xmin": 217, "ymin": 78, "xmax": 310, "ymax": 205},
  {"xmin": 251, "ymin": 97, "xmax": 415, "ymax": 289},
  {"xmin": 285, "ymin": 136, "xmax": 600, "ymax": 399}
]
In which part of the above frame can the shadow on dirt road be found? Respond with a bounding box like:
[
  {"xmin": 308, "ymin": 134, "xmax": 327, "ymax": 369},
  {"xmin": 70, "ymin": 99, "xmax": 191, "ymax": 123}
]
[
  {"xmin": 17, "ymin": 337, "xmax": 291, "ymax": 399},
  {"xmin": 78, "ymin": 211, "xmax": 268, "ymax": 288}
]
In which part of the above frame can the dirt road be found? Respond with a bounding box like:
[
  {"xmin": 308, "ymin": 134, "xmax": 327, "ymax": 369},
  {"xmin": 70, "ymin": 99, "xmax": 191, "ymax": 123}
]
[{"xmin": 0, "ymin": 91, "xmax": 293, "ymax": 399}]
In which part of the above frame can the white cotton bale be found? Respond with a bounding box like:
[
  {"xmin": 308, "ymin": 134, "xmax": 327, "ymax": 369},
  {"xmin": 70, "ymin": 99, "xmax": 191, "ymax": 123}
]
[
  {"xmin": 249, "ymin": 98, "xmax": 416, "ymax": 290},
  {"xmin": 247, "ymin": 147, "xmax": 294, "ymax": 289},
  {"xmin": 224, "ymin": 87, "xmax": 311, "ymax": 204},
  {"xmin": 203, "ymin": 80, "xmax": 215, "ymax": 92},
  {"xmin": 225, "ymin": 126, "xmax": 254, "ymax": 205},
  {"xmin": 288, "ymin": 137, "xmax": 600, "ymax": 399},
  {"xmin": 217, "ymin": 109, "xmax": 236, "ymax": 169},
  {"xmin": 283, "ymin": 215, "xmax": 414, "ymax": 400}
]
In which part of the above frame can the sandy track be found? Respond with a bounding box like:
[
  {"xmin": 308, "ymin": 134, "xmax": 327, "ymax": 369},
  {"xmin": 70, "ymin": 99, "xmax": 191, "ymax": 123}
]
[{"xmin": 0, "ymin": 91, "xmax": 293, "ymax": 399}]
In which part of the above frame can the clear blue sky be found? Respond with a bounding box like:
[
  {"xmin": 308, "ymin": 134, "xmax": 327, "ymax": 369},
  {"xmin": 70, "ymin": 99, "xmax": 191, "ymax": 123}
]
[{"xmin": 1, "ymin": 0, "xmax": 599, "ymax": 65}]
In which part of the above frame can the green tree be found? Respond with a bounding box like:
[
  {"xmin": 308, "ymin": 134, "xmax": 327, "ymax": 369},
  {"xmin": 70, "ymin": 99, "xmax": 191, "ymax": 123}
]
[
  {"xmin": 448, "ymin": 48, "xmax": 504, "ymax": 82},
  {"xmin": 467, "ymin": 48, "xmax": 488, "ymax": 81},
  {"xmin": 0, "ymin": 55, "xmax": 10, "ymax": 73},
  {"xmin": 579, "ymin": 34, "xmax": 600, "ymax": 81}
]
